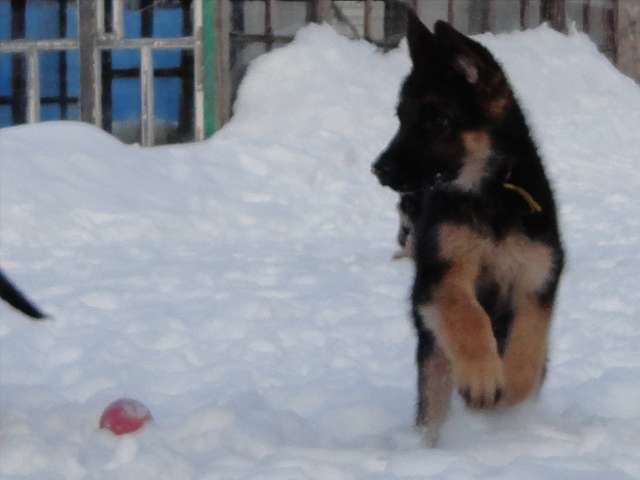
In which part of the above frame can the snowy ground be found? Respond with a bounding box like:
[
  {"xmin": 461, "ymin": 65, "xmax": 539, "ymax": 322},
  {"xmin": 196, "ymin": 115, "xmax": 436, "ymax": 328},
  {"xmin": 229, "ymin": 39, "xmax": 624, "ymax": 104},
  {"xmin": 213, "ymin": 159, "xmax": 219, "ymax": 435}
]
[{"xmin": 2, "ymin": 24, "xmax": 640, "ymax": 479}]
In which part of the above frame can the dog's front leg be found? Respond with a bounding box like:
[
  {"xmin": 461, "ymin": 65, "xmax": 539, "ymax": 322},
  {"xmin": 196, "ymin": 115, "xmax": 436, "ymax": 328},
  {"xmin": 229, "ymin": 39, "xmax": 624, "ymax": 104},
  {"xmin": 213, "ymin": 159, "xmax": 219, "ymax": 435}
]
[
  {"xmin": 416, "ymin": 224, "xmax": 504, "ymax": 409},
  {"xmin": 420, "ymin": 280, "xmax": 504, "ymax": 409}
]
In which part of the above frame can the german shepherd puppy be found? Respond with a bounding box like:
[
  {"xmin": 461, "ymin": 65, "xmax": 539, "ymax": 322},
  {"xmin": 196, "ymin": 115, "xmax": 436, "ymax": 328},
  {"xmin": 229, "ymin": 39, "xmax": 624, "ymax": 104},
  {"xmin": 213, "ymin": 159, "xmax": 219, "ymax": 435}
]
[
  {"xmin": 0, "ymin": 268, "xmax": 46, "ymax": 319},
  {"xmin": 372, "ymin": 13, "xmax": 564, "ymax": 445}
]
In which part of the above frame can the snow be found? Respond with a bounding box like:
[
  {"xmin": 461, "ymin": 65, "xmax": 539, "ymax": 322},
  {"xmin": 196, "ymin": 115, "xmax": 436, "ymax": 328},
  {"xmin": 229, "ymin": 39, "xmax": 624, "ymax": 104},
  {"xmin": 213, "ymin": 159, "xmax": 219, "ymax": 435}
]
[{"xmin": 2, "ymin": 23, "xmax": 640, "ymax": 479}]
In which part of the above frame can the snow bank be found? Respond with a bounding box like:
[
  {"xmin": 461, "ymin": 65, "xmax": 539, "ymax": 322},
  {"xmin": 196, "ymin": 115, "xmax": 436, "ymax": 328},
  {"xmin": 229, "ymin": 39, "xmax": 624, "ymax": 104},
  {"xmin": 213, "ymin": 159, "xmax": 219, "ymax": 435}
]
[{"xmin": 1, "ymin": 23, "xmax": 639, "ymax": 479}]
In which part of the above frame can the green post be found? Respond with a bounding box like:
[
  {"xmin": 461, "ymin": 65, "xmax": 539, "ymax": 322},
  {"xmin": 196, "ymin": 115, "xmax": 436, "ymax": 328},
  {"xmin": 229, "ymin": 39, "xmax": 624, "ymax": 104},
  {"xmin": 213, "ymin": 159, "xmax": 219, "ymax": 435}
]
[{"xmin": 202, "ymin": 0, "xmax": 216, "ymax": 137}]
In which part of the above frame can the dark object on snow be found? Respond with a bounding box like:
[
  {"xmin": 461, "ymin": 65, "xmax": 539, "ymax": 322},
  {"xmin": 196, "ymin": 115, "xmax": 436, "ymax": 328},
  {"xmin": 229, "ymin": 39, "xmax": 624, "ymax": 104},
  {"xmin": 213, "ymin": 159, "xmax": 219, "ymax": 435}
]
[{"xmin": 0, "ymin": 268, "xmax": 47, "ymax": 319}]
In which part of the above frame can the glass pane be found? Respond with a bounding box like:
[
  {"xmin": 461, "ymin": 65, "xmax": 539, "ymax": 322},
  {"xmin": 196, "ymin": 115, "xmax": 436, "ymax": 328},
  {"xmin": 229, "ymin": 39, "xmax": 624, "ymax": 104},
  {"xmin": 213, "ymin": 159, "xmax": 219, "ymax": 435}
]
[
  {"xmin": 38, "ymin": 50, "xmax": 80, "ymax": 121},
  {"xmin": 153, "ymin": 49, "xmax": 193, "ymax": 144},
  {"xmin": 124, "ymin": 0, "xmax": 193, "ymax": 38},
  {"xmin": 0, "ymin": 1, "xmax": 10, "ymax": 40},
  {"xmin": 41, "ymin": 103, "xmax": 61, "ymax": 122},
  {"xmin": 110, "ymin": 49, "xmax": 141, "ymax": 144},
  {"xmin": 0, "ymin": 106, "xmax": 11, "ymax": 128},
  {"xmin": 0, "ymin": 53, "xmax": 27, "ymax": 126},
  {"xmin": 25, "ymin": 0, "xmax": 78, "ymax": 40},
  {"xmin": 0, "ymin": 53, "xmax": 11, "ymax": 97},
  {"xmin": 0, "ymin": 49, "xmax": 10, "ymax": 127}
]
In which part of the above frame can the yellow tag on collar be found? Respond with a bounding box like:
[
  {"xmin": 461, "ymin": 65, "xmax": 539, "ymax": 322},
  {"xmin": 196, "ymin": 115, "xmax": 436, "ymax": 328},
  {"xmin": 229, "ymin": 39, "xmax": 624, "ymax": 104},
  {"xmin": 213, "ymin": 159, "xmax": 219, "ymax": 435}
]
[{"xmin": 502, "ymin": 182, "xmax": 543, "ymax": 214}]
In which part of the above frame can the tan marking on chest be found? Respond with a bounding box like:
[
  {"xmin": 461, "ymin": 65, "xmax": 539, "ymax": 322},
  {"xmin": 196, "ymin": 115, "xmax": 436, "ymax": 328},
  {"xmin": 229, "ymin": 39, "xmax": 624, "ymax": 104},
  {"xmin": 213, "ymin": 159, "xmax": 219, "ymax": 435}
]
[
  {"xmin": 438, "ymin": 224, "xmax": 554, "ymax": 296},
  {"xmin": 454, "ymin": 130, "xmax": 492, "ymax": 191},
  {"xmin": 487, "ymin": 234, "xmax": 554, "ymax": 295}
]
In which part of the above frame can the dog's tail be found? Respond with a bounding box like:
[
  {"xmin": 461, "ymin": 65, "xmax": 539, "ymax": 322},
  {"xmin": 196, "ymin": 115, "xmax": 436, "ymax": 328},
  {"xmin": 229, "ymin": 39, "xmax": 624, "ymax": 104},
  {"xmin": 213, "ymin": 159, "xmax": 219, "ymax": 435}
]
[{"xmin": 0, "ymin": 268, "xmax": 47, "ymax": 320}]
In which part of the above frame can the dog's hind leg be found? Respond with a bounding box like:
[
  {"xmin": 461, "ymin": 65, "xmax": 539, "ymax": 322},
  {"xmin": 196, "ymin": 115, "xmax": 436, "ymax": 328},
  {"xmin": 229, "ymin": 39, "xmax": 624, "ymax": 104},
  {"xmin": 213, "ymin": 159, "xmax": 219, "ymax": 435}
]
[{"xmin": 416, "ymin": 330, "xmax": 453, "ymax": 447}]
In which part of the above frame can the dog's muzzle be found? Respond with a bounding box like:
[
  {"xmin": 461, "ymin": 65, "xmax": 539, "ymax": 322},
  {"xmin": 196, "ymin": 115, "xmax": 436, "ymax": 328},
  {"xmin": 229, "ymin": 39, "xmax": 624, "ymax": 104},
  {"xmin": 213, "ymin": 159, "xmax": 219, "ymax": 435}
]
[{"xmin": 371, "ymin": 161, "xmax": 393, "ymax": 187}]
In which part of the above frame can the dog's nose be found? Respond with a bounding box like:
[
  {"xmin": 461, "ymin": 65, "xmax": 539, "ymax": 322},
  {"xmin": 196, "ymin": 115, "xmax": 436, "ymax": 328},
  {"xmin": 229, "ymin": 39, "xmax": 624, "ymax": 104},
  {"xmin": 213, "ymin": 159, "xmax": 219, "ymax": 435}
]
[{"xmin": 371, "ymin": 162, "xmax": 390, "ymax": 178}]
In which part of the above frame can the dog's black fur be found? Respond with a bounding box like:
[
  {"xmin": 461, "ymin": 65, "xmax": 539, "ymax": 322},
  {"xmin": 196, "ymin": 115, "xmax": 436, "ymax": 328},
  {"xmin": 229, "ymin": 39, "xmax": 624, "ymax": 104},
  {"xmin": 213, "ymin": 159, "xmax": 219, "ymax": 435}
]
[
  {"xmin": 372, "ymin": 13, "xmax": 564, "ymax": 444},
  {"xmin": 394, "ymin": 192, "xmax": 423, "ymax": 259},
  {"xmin": 0, "ymin": 268, "xmax": 46, "ymax": 319}
]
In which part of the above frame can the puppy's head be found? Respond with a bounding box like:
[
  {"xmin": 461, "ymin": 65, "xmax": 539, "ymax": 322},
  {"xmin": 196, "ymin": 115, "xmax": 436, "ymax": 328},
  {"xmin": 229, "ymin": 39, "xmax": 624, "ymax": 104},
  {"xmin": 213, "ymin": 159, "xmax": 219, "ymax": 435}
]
[{"xmin": 372, "ymin": 13, "xmax": 514, "ymax": 193}]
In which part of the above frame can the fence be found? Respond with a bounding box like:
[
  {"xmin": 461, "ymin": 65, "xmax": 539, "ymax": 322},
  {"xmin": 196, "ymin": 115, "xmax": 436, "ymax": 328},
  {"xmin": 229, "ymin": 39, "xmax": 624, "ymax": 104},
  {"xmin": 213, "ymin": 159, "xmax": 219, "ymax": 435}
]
[
  {"xmin": 1, "ymin": 1, "xmax": 638, "ymax": 144},
  {"xmin": 217, "ymin": 0, "xmax": 639, "ymax": 128},
  {"xmin": 0, "ymin": 0, "xmax": 214, "ymax": 146}
]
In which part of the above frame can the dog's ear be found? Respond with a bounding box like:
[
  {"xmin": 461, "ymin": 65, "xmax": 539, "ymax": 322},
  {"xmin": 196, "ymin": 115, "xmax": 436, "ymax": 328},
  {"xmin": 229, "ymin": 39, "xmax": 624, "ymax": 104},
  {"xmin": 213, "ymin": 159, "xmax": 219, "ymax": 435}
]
[
  {"xmin": 434, "ymin": 20, "xmax": 511, "ymax": 118},
  {"xmin": 406, "ymin": 10, "xmax": 434, "ymax": 67}
]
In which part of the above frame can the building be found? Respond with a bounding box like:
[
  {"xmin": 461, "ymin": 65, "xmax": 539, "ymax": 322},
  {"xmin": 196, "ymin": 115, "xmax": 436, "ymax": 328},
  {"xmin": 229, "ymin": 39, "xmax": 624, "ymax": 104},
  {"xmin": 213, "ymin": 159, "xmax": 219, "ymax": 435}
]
[
  {"xmin": 0, "ymin": 0, "xmax": 214, "ymax": 145},
  {"xmin": 1, "ymin": 1, "xmax": 638, "ymax": 146}
]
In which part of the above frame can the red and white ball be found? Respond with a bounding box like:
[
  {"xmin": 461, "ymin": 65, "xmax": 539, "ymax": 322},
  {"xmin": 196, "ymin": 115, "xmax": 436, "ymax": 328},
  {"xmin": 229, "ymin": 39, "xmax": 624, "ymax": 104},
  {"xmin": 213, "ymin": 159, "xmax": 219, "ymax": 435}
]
[{"xmin": 99, "ymin": 398, "xmax": 152, "ymax": 435}]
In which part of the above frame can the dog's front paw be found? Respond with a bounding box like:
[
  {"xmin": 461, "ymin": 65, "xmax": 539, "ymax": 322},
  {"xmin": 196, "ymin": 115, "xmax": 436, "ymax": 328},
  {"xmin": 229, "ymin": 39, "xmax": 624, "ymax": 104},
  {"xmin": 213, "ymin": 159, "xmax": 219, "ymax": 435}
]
[{"xmin": 453, "ymin": 352, "xmax": 504, "ymax": 409}]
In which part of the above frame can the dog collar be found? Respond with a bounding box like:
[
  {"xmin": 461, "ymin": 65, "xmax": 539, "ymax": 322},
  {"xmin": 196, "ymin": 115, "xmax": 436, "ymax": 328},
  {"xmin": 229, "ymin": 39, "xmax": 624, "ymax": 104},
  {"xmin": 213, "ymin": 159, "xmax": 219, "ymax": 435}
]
[{"xmin": 502, "ymin": 182, "xmax": 543, "ymax": 214}]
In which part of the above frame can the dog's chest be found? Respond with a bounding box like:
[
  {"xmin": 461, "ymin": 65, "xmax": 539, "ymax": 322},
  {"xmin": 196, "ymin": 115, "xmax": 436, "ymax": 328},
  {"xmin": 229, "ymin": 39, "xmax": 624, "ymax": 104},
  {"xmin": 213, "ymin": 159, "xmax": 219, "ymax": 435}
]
[{"xmin": 480, "ymin": 234, "xmax": 554, "ymax": 296}]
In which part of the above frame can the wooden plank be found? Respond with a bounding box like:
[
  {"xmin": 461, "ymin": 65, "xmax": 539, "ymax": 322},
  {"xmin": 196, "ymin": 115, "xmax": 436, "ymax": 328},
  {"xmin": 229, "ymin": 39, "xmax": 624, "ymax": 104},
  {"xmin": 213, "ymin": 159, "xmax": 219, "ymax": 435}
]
[
  {"xmin": 193, "ymin": 0, "xmax": 205, "ymax": 140},
  {"xmin": 603, "ymin": 0, "xmax": 618, "ymax": 64},
  {"xmin": 448, "ymin": 0, "xmax": 456, "ymax": 26},
  {"xmin": 113, "ymin": 0, "xmax": 124, "ymax": 39},
  {"xmin": 582, "ymin": 0, "xmax": 591, "ymax": 32},
  {"xmin": 26, "ymin": 47, "xmax": 40, "ymax": 123},
  {"xmin": 316, "ymin": 0, "xmax": 332, "ymax": 23},
  {"xmin": 96, "ymin": 0, "xmax": 105, "ymax": 35},
  {"xmin": 79, "ymin": 0, "xmax": 101, "ymax": 126},
  {"xmin": 482, "ymin": 0, "xmax": 494, "ymax": 32},
  {"xmin": 96, "ymin": 37, "xmax": 196, "ymax": 50},
  {"xmin": 203, "ymin": 0, "xmax": 216, "ymax": 137},
  {"xmin": 215, "ymin": 0, "xmax": 232, "ymax": 128},
  {"xmin": 364, "ymin": 0, "xmax": 373, "ymax": 41},
  {"xmin": 265, "ymin": 0, "xmax": 275, "ymax": 51},
  {"xmin": 540, "ymin": 0, "xmax": 566, "ymax": 32},
  {"xmin": 0, "ymin": 38, "xmax": 78, "ymax": 53},
  {"xmin": 140, "ymin": 45, "xmax": 155, "ymax": 147},
  {"xmin": 521, "ymin": 0, "xmax": 529, "ymax": 29},
  {"xmin": 229, "ymin": 32, "xmax": 293, "ymax": 44},
  {"xmin": 616, "ymin": 0, "xmax": 640, "ymax": 82}
]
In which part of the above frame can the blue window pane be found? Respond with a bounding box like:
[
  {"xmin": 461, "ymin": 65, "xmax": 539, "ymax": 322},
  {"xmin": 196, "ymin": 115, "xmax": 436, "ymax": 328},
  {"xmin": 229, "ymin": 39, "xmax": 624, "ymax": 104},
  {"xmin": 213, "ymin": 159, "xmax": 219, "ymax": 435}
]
[
  {"xmin": 113, "ymin": 78, "xmax": 141, "ymax": 120},
  {"xmin": 24, "ymin": 0, "xmax": 78, "ymax": 39},
  {"xmin": 124, "ymin": 2, "xmax": 188, "ymax": 39},
  {"xmin": 153, "ymin": 49, "xmax": 181, "ymax": 125},
  {"xmin": 0, "ymin": 2, "xmax": 9, "ymax": 40},
  {"xmin": 0, "ymin": 53, "xmax": 11, "ymax": 96},
  {"xmin": 0, "ymin": 53, "xmax": 26, "ymax": 126},
  {"xmin": 66, "ymin": 104, "xmax": 79, "ymax": 121},
  {"xmin": 154, "ymin": 49, "xmax": 180, "ymax": 69},
  {"xmin": 112, "ymin": 49, "xmax": 140, "ymax": 70},
  {"xmin": 110, "ymin": 50, "xmax": 141, "ymax": 143},
  {"xmin": 124, "ymin": 9, "xmax": 142, "ymax": 38},
  {"xmin": 112, "ymin": 77, "xmax": 141, "ymax": 143},
  {"xmin": 0, "ymin": 106, "xmax": 11, "ymax": 128},
  {"xmin": 65, "ymin": 50, "xmax": 80, "ymax": 95},
  {"xmin": 41, "ymin": 103, "xmax": 61, "ymax": 122},
  {"xmin": 152, "ymin": 48, "xmax": 193, "ymax": 144},
  {"xmin": 66, "ymin": 3, "xmax": 78, "ymax": 38},
  {"xmin": 39, "ymin": 51, "xmax": 61, "ymax": 97},
  {"xmin": 26, "ymin": 0, "xmax": 59, "ymax": 39},
  {"xmin": 155, "ymin": 77, "xmax": 181, "ymax": 123},
  {"xmin": 37, "ymin": 50, "xmax": 79, "ymax": 121},
  {"xmin": 154, "ymin": 7, "xmax": 184, "ymax": 38}
]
